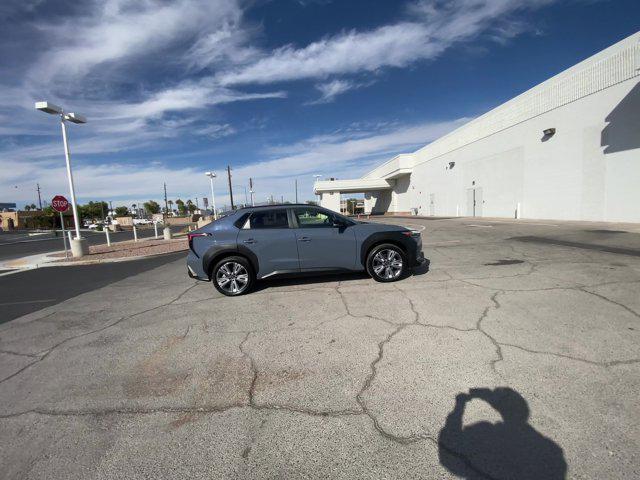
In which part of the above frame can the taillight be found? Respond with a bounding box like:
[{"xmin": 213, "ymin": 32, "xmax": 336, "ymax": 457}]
[{"xmin": 188, "ymin": 232, "xmax": 210, "ymax": 251}]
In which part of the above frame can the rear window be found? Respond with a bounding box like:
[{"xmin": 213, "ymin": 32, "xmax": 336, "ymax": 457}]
[
  {"xmin": 233, "ymin": 212, "xmax": 251, "ymax": 229},
  {"xmin": 249, "ymin": 209, "xmax": 289, "ymax": 229}
]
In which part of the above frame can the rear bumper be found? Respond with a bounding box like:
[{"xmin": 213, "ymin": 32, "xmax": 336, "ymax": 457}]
[{"xmin": 187, "ymin": 251, "xmax": 210, "ymax": 281}]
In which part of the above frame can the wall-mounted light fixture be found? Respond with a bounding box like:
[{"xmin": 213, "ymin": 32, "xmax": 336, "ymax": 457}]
[{"xmin": 543, "ymin": 127, "xmax": 556, "ymax": 136}]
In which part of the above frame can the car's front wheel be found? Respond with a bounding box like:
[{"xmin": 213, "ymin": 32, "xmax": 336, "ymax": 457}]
[
  {"xmin": 212, "ymin": 256, "xmax": 254, "ymax": 296},
  {"xmin": 366, "ymin": 244, "xmax": 407, "ymax": 282}
]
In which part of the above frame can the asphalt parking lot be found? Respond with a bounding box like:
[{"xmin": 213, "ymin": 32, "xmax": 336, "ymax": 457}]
[{"xmin": 1, "ymin": 216, "xmax": 639, "ymax": 479}]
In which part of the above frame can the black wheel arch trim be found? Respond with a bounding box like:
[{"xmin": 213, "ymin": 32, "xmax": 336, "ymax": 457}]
[
  {"xmin": 360, "ymin": 232, "xmax": 416, "ymax": 267},
  {"xmin": 202, "ymin": 245, "xmax": 260, "ymax": 278}
]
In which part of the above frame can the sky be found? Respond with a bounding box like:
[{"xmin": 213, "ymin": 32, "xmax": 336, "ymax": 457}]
[{"xmin": 0, "ymin": 0, "xmax": 638, "ymax": 210}]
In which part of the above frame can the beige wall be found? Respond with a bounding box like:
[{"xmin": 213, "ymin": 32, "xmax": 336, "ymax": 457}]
[
  {"xmin": 319, "ymin": 192, "xmax": 340, "ymax": 212},
  {"xmin": 406, "ymin": 78, "xmax": 640, "ymax": 222}
]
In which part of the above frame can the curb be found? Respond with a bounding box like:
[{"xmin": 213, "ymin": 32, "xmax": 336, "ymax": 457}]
[
  {"xmin": 45, "ymin": 248, "xmax": 187, "ymax": 267},
  {"xmin": 0, "ymin": 243, "xmax": 188, "ymax": 274}
]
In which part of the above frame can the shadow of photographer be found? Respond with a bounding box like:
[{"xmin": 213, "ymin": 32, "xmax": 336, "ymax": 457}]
[{"xmin": 438, "ymin": 387, "xmax": 567, "ymax": 479}]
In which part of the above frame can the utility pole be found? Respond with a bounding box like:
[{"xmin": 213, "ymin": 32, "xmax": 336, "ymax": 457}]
[
  {"xmin": 163, "ymin": 183, "xmax": 169, "ymax": 220},
  {"xmin": 227, "ymin": 165, "xmax": 235, "ymax": 210},
  {"xmin": 36, "ymin": 183, "xmax": 42, "ymax": 210},
  {"xmin": 249, "ymin": 178, "xmax": 255, "ymax": 206},
  {"xmin": 109, "ymin": 200, "xmax": 113, "ymax": 215},
  {"xmin": 295, "ymin": 178, "xmax": 298, "ymax": 203}
]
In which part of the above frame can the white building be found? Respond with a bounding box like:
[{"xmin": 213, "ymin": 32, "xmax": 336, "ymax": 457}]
[{"xmin": 315, "ymin": 32, "xmax": 640, "ymax": 223}]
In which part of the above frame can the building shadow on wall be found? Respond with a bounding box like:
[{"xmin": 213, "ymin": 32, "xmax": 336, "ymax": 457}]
[
  {"xmin": 601, "ymin": 82, "xmax": 640, "ymax": 154},
  {"xmin": 438, "ymin": 387, "xmax": 567, "ymax": 479},
  {"xmin": 372, "ymin": 191, "xmax": 392, "ymax": 213}
]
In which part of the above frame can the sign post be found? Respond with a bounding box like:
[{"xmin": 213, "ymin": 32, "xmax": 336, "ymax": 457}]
[{"xmin": 51, "ymin": 195, "xmax": 70, "ymax": 258}]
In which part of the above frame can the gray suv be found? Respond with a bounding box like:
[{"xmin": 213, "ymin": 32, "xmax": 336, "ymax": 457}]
[{"xmin": 187, "ymin": 205, "xmax": 424, "ymax": 296}]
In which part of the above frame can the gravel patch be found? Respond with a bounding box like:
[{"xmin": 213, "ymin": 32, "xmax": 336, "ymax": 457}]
[{"xmin": 52, "ymin": 238, "xmax": 187, "ymax": 262}]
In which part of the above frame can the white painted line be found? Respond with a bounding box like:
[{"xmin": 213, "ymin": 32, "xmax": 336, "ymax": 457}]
[
  {"xmin": 424, "ymin": 240, "xmax": 462, "ymax": 246},
  {"xmin": 466, "ymin": 224, "xmax": 493, "ymax": 228},
  {"xmin": 486, "ymin": 220, "xmax": 559, "ymax": 226}
]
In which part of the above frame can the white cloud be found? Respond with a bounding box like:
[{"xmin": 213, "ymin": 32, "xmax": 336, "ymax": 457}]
[
  {"xmin": 99, "ymin": 83, "xmax": 286, "ymax": 121},
  {"xmin": 29, "ymin": 0, "xmax": 243, "ymax": 83},
  {"xmin": 308, "ymin": 79, "xmax": 360, "ymax": 104},
  {"xmin": 1, "ymin": 118, "xmax": 466, "ymax": 208},
  {"xmin": 195, "ymin": 123, "xmax": 237, "ymax": 139},
  {"xmin": 217, "ymin": 0, "xmax": 556, "ymax": 88},
  {"xmin": 218, "ymin": 22, "xmax": 431, "ymax": 85}
]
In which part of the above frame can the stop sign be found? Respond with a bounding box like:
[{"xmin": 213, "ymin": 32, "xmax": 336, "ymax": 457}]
[{"xmin": 51, "ymin": 195, "xmax": 69, "ymax": 212}]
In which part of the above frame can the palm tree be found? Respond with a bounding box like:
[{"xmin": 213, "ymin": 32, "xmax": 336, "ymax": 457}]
[
  {"xmin": 131, "ymin": 204, "xmax": 137, "ymax": 217},
  {"xmin": 24, "ymin": 205, "xmax": 31, "ymax": 211},
  {"xmin": 168, "ymin": 200, "xmax": 174, "ymax": 215}
]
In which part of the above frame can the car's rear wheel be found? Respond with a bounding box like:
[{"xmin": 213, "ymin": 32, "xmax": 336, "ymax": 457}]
[
  {"xmin": 366, "ymin": 244, "xmax": 407, "ymax": 282},
  {"xmin": 212, "ymin": 256, "xmax": 254, "ymax": 296}
]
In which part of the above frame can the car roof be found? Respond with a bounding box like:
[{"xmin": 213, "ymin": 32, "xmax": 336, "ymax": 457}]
[{"xmin": 237, "ymin": 204, "xmax": 319, "ymax": 211}]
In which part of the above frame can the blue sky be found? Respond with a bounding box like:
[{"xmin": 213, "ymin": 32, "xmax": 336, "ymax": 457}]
[{"xmin": 1, "ymin": 0, "xmax": 638, "ymax": 209}]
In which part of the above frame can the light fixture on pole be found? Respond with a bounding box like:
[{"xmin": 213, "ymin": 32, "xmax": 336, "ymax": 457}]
[
  {"xmin": 35, "ymin": 101, "xmax": 88, "ymax": 257},
  {"xmin": 205, "ymin": 171, "xmax": 218, "ymax": 220},
  {"xmin": 313, "ymin": 174, "xmax": 322, "ymax": 203}
]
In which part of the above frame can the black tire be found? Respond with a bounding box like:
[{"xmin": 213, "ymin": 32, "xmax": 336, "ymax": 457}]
[
  {"xmin": 212, "ymin": 256, "xmax": 254, "ymax": 296},
  {"xmin": 366, "ymin": 243, "xmax": 407, "ymax": 282}
]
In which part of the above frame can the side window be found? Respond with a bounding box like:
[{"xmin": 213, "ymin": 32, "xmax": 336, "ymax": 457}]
[
  {"xmin": 249, "ymin": 209, "xmax": 289, "ymax": 229},
  {"xmin": 294, "ymin": 208, "xmax": 335, "ymax": 228}
]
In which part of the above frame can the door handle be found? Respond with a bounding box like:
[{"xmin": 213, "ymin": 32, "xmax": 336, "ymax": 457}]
[
  {"xmin": 243, "ymin": 238, "xmax": 256, "ymax": 244},
  {"xmin": 298, "ymin": 236, "xmax": 311, "ymax": 242}
]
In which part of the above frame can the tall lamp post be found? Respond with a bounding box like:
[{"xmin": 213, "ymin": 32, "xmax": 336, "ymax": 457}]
[
  {"xmin": 205, "ymin": 172, "xmax": 218, "ymax": 220},
  {"xmin": 313, "ymin": 174, "xmax": 322, "ymax": 204},
  {"xmin": 35, "ymin": 102, "xmax": 88, "ymax": 257}
]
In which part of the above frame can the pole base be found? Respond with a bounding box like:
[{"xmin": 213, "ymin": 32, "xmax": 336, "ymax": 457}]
[
  {"xmin": 71, "ymin": 237, "xmax": 89, "ymax": 258},
  {"xmin": 163, "ymin": 227, "xmax": 173, "ymax": 240}
]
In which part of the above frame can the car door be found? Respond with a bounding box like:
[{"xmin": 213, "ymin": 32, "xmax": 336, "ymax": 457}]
[
  {"xmin": 236, "ymin": 209, "xmax": 300, "ymax": 278},
  {"xmin": 292, "ymin": 207, "xmax": 357, "ymax": 270}
]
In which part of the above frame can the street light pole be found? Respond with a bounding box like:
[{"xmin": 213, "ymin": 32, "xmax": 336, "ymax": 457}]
[
  {"xmin": 36, "ymin": 102, "xmax": 88, "ymax": 257},
  {"xmin": 205, "ymin": 172, "xmax": 218, "ymax": 220},
  {"xmin": 59, "ymin": 115, "xmax": 82, "ymax": 240},
  {"xmin": 313, "ymin": 174, "xmax": 322, "ymax": 204}
]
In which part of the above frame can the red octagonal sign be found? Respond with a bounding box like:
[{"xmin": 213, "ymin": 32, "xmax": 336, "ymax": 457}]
[{"xmin": 51, "ymin": 195, "xmax": 69, "ymax": 213}]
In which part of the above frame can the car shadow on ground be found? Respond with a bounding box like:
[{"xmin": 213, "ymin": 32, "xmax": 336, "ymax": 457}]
[
  {"xmin": 252, "ymin": 258, "xmax": 431, "ymax": 292},
  {"xmin": 438, "ymin": 387, "xmax": 567, "ymax": 479}
]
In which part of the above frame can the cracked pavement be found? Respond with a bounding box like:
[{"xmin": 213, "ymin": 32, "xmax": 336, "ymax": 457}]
[{"xmin": 1, "ymin": 217, "xmax": 639, "ymax": 479}]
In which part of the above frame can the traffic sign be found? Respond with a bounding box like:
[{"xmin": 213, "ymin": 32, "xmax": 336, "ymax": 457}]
[{"xmin": 51, "ymin": 195, "xmax": 69, "ymax": 212}]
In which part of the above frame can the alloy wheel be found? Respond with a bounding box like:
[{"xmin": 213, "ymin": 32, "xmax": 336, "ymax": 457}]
[
  {"xmin": 216, "ymin": 261, "xmax": 249, "ymax": 294},
  {"xmin": 372, "ymin": 249, "xmax": 403, "ymax": 280}
]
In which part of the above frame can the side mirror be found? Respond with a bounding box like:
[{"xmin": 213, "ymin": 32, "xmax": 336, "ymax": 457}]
[{"xmin": 333, "ymin": 219, "xmax": 346, "ymax": 228}]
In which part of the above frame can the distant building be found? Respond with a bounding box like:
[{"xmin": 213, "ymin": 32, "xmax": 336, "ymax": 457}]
[
  {"xmin": 0, "ymin": 202, "xmax": 17, "ymax": 212},
  {"xmin": 0, "ymin": 210, "xmax": 72, "ymax": 230},
  {"xmin": 316, "ymin": 32, "xmax": 640, "ymax": 223}
]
